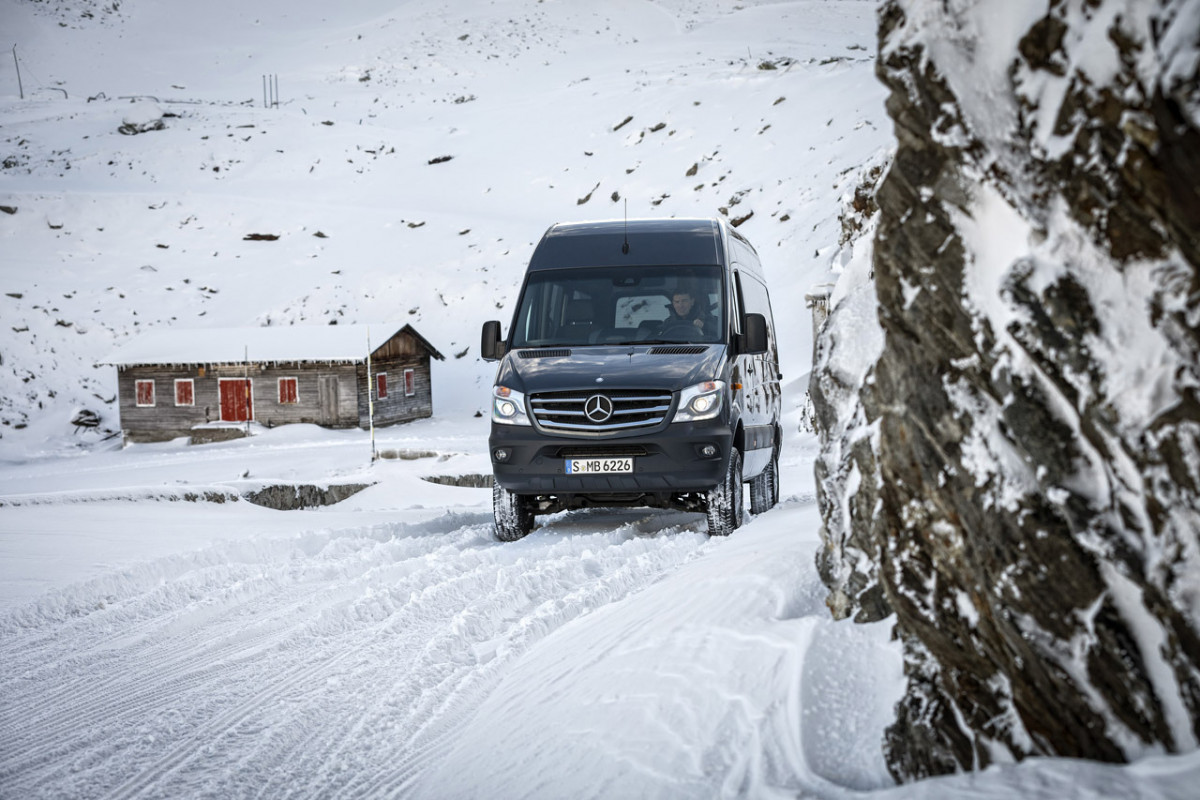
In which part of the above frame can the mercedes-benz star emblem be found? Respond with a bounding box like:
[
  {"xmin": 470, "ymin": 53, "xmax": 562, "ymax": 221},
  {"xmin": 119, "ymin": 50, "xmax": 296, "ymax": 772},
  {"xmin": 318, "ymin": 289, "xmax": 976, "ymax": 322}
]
[{"xmin": 584, "ymin": 394, "xmax": 614, "ymax": 424}]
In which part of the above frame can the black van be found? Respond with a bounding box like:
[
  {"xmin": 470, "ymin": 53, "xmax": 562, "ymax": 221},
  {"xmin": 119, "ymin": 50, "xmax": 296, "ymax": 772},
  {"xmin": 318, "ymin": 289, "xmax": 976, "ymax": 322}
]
[{"xmin": 480, "ymin": 218, "xmax": 782, "ymax": 540}]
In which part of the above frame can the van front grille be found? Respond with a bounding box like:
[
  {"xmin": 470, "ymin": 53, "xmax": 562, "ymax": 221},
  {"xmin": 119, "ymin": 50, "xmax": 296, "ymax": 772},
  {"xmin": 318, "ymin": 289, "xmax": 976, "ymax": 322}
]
[{"xmin": 529, "ymin": 390, "xmax": 674, "ymax": 435}]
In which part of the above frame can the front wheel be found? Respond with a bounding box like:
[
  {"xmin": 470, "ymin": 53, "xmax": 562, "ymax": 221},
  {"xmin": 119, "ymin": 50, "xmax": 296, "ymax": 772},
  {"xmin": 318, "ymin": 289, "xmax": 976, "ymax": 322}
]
[
  {"xmin": 493, "ymin": 483, "xmax": 535, "ymax": 541},
  {"xmin": 705, "ymin": 447, "xmax": 743, "ymax": 537}
]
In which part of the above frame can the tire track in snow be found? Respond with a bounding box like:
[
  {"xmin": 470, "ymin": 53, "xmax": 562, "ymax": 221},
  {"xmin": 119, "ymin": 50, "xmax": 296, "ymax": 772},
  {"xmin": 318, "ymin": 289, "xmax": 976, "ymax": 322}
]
[
  {"xmin": 340, "ymin": 517, "xmax": 711, "ymax": 799},
  {"xmin": 0, "ymin": 511, "xmax": 711, "ymax": 799},
  {"xmin": 0, "ymin": 516, "xmax": 491, "ymax": 798},
  {"xmin": 250, "ymin": 515, "xmax": 711, "ymax": 799}
]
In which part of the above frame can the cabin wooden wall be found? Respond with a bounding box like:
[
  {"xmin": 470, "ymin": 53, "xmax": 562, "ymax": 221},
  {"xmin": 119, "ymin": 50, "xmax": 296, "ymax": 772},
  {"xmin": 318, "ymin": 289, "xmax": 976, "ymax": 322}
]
[
  {"xmin": 238, "ymin": 363, "xmax": 359, "ymax": 429},
  {"xmin": 355, "ymin": 354, "xmax": 434, "ymax": 428},
  {"xmin": 373, "ymin": 331, "xmax": 430, "ymax": 360},
  {"xmin": 117, "ymin": 362, "xmax": 361, "ymax": 442},
  {"xmin": 117, "ymin": 365, "xmax": 212, "ymax": 442}
]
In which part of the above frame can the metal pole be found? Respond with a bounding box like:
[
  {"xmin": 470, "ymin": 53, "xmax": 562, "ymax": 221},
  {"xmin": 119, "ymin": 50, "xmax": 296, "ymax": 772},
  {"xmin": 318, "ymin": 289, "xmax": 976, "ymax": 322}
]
[
  {"xmin": 13, "ymin": 45, "xmax": 23, "ymax": 100},
  {"xmin": 367, "ymin": 329, "xmax": 376, "ymax": 462}
]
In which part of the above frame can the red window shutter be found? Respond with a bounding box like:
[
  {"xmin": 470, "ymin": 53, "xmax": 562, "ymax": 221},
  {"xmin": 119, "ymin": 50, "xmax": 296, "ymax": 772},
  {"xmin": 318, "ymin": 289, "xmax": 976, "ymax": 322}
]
[
  {"xmin": 136, "ymin": 380, "xmax": 155, "ymax": 406},
  {"xmin": 175, "ymin": 380, "xmax": 194, "ymax": 406},
  {"xmin": 377, "ymin": 373, "xmax": 387, "ymax": 399},
  {"xmin": 404, "ymin": 369, "xmax": 416, "ymax": 396},
  {"xmin": 279, "ymin": 378, "xmax": 298, "ymax": 404}
]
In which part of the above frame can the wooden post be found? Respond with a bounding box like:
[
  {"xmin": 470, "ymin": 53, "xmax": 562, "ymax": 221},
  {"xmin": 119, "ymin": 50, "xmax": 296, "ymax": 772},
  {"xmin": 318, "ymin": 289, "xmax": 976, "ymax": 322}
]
[
  {"xmin": 244, "ymin": 345, "xmax": 250, "ymax": 437},
  {"xmin": 262, "ymin": 74, "xmax": 279, "ymax": 108},
  {"xmin": 12, "ymin": 45, "xmax": 23, "ymax": 100}
]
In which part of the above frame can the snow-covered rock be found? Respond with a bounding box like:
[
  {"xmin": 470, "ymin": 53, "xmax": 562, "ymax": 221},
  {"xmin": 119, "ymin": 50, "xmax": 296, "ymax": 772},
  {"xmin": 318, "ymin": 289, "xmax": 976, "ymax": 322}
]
[
  {"xmin": 118, "ymin": 101, "xmax": 166, "ymax": 135},
  {"xmin": 813, "ymin": 0, "xmax": 1200, "ymax": 781}
]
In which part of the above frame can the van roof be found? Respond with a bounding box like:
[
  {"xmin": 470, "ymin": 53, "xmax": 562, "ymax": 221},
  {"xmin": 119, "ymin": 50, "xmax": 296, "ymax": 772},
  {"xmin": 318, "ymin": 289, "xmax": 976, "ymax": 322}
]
[{"xmin": 528, "ymin": 218, "xmax": 727, "ymax": 270}]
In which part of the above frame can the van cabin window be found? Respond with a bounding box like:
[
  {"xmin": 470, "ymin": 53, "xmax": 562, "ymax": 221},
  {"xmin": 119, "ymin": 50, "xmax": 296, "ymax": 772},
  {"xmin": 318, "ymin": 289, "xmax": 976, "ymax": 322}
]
[
  {"xmin": 734, "ymin": 270, "xmax": 779, "ymax": 365},
  {"xmin": 737, "ymin": 271, "xmax": 772, "ymax": 318},
  {"xmin": 512, "ymin": 266, "xmax": 725, "ymax": 347},
  {"xmin": 730, "ymin": 237, "xmax": 760, "ymax": 274}
]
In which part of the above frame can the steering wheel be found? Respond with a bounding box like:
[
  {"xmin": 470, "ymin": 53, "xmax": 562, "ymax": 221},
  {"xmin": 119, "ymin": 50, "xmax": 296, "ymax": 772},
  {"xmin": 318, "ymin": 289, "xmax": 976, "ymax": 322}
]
[{"xmin": 658, "ymin": 322, "xmax": 702, "ymax": 341}]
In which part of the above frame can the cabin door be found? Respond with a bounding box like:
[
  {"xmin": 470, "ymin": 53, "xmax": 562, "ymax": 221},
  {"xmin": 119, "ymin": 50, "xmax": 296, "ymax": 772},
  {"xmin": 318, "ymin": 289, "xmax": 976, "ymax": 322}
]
[
  {"xmin": 219, "ymin": 378, "xmax": 253, "ymax": 422},
  {"xmin": 317, "ymin": 375, "xmax": 339, "ymax": 425}
]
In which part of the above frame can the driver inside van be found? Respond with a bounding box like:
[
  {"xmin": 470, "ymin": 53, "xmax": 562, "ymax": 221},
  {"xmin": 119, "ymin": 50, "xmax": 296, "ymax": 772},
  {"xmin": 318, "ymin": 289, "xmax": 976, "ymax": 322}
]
[{"xmin": 662, "ymin": 286, "xmax": 716, "ymax": 336}]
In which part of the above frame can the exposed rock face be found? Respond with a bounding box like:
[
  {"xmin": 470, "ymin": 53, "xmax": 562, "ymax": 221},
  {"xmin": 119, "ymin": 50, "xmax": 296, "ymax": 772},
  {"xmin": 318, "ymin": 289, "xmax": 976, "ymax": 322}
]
[
  {"xmin": 243, "ymin": 483, "xmax": 373, "ymax": 510},
  {"xmin": 812, "ymin": 0, "xmax": 1200, "ymax": 782}
]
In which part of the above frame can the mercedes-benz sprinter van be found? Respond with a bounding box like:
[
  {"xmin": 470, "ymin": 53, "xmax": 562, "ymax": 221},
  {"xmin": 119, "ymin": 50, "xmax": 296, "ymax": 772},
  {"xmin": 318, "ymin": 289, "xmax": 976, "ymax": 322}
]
[{"xmin": 481, "ymin": 218, "xmax": 782, "ymax": 540}]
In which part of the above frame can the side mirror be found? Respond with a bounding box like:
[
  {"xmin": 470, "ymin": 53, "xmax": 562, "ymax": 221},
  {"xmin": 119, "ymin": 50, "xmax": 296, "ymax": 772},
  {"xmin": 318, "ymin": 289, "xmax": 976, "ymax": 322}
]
[
  {"xmin": 739, "ymin": 313, "xmax": 768, "ymax": 355},
  {"xmin": 481, "ymin": 320, "xmax": 506, "ymax": 361}
]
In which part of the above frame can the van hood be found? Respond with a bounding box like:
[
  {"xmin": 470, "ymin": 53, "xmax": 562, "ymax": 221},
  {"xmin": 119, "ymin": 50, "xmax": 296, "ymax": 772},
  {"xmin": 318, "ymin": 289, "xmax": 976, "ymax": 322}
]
[{"xmin": 496, "ymin": 345, "xmax": 727, "ymax": 394}]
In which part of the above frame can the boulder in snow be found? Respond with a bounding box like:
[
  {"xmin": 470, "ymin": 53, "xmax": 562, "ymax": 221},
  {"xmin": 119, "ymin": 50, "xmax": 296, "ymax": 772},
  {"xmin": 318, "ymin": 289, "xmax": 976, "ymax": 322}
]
[{"xmin": 118, "ymin": 102, "xmax": 166, "ymax": 135}]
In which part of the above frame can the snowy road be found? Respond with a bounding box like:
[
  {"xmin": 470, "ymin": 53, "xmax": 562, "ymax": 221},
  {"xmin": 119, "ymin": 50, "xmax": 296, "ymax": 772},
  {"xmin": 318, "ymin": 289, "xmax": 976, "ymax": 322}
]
[
  {"xmin": 0, "ymin": 508, "xmax": 719, "ymax": 798},
  {"xmin": 0, "ymin": 418, "xmax": 908, "ymax": 799}
]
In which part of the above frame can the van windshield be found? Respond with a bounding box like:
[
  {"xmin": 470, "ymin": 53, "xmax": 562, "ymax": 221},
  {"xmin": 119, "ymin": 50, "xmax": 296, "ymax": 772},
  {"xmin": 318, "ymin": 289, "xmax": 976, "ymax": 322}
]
[{"xmin": 510, "ymin": 265, "xmax": 725, "ymax": 348}]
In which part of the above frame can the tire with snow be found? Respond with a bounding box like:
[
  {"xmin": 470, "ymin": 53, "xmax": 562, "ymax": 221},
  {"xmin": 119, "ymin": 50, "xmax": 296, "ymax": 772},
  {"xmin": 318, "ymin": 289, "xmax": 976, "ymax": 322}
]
[
  {"xmin": 749, "ymin": 447, "xmax": 779, "ymax": 515},
  {"xmin": 705, "ymin": 447, "xmax": 743, "ymax": 537},
  {"xmin": 493, "ymin": 483, "xmax": 535, "ymax": 542}
]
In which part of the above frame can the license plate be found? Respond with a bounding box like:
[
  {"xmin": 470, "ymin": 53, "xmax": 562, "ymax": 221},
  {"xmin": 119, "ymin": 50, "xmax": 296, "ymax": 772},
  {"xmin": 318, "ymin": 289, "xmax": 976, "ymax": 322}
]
[{"xmin": 565, "ymin": 458, "xmax": 633, "ymax": 474}]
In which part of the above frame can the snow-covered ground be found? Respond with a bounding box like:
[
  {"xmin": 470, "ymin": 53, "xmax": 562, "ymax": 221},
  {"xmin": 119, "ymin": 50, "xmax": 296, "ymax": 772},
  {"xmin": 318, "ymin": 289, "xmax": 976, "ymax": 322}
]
[
  {"xmin": 1, "ymin": 415, "xmax": 909, "ymax": 798},
  {"xmin": 2, "ymin": 0, "xmax": 1198, "ymax": 797}
]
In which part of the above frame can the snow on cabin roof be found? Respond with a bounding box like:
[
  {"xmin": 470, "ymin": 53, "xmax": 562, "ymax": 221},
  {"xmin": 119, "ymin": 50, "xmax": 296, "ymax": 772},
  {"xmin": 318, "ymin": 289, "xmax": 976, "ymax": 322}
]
[{"xmin": 102, "ymin": 323, "xmax": 443, "ymax": 367}]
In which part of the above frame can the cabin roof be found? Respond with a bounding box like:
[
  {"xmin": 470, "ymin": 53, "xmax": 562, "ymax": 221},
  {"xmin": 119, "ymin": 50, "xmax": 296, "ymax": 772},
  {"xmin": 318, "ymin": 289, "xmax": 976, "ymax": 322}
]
[{"xmin": 102, "ymin": 323, "xmax": 444, "ymax": 367}]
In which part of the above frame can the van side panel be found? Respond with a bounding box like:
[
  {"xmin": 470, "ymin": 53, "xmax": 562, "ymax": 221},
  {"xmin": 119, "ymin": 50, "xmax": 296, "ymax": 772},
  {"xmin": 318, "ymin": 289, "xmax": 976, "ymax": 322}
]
[{"xmin": 729, "ymin": 232, "xmax": 782, "ymax": 478}]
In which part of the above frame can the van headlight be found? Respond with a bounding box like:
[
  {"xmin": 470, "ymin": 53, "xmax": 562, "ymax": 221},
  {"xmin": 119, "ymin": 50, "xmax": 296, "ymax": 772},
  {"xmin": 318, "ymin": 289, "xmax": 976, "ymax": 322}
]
[
  {"xmin": 674, "ymin": 380, "xmax": 725, "ymax": 422},
  {"xmin": 492, "ymin": 385, "xmax": 530, "ymax": 425}
]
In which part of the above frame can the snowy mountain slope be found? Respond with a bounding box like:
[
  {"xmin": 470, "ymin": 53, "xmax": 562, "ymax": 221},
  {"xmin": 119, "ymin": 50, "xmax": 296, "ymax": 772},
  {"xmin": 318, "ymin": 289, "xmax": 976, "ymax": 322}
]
[{"xmin": 1, "ymin": 0, "xmax": 885, "ymax": 454}]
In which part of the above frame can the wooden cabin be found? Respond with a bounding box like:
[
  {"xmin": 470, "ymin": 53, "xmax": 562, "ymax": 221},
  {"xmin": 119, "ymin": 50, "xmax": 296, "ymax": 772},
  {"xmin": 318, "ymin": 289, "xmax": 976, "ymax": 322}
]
[{"xmin": 103, "ymin": 323, "xmax": 444, "ymax": 443}]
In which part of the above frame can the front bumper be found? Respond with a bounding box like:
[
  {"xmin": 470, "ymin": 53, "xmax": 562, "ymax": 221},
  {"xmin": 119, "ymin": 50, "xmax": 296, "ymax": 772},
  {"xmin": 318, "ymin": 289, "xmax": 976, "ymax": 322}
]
[{"xmin": 489, "ymin": 420, "xmax": 732, "ymax": 497}]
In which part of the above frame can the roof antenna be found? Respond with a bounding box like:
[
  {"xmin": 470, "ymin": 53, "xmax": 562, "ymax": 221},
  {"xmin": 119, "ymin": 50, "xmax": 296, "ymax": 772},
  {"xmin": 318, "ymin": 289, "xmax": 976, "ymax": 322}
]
[{"xmin": 622, "ymin": 198, "xmax": 629, "ymax": 254}]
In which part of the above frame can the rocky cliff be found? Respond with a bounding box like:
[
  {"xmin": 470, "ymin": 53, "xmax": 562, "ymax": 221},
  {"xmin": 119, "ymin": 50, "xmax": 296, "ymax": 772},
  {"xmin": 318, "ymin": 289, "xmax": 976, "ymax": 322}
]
[{"xmin": 812, "ymin": 0, "xmax": 1200, "ymax": 781}]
